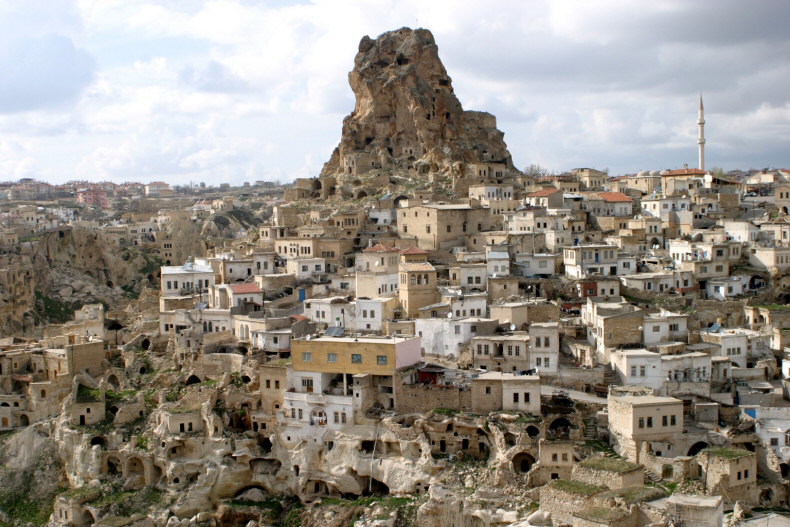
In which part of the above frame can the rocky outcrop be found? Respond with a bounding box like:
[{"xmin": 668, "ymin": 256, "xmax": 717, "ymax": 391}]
[
  {"xmin": 318, "ymin": 27, "xmax": 520, "ymax": 196},
  {"xmin": 201, "ymin": 209, "xmax": 261, "ymax": 240}
]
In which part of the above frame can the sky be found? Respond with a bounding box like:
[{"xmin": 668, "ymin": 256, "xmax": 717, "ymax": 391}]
[{"xmin": 1, "ymin": 0, "xmax": 789, "ymax": 186}]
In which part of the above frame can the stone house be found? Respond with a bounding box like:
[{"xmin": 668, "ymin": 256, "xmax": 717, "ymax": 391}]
[
  {"xmin": 471, "ymin": 333, "xmax": 530, "ymax": 372},
  {"xmin": 607, "ymin": 392, "xmax": 684, "ymax": 462},
  {"xmin": 529, "ymin": 322, "xmax": 559, "ymax": 375},
  {"xmin": 398, "ymin": 247, "xmax": 438, "ymax": 318},
  {"xmin": 490, "ymin": 300, "xmax": 559, "ymax": 329},
  {"xmin": 697, "ymin": 447, "xmax": 758, "ymax": 506},
  {"xmin": 415, "ymin": 317, "xmax": 497, "ymax": 359},
  {"xmin": 470, "ymin": 372, "xmax": 540, "ymax": 414},
  {"xmin": 535, "ymin": 440, "xmax": 575, "ymax": 484},
  {"xmin": 572, "ymin": 456, "xmax": 644, "ymax": 490},
  {"xmin": 396, "ymin": 203, "xmax": 490, "ymax": 251}
]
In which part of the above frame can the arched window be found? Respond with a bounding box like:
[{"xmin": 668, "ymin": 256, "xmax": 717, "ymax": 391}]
[{"xmin": 784, "ymin": 430, "xmax": 790, "ymax": 446}]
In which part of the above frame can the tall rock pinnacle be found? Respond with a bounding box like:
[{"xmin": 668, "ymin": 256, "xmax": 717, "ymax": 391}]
[{"xmin": 319, "ymin": 27, "xmax": 519, "ymax": 192}]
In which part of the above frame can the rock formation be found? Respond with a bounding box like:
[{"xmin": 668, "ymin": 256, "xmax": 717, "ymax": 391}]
[{"xmin": 317, "ymin": 27, "xmax": 521, "ymax": 198}]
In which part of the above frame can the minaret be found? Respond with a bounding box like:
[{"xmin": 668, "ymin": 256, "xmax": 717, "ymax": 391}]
[{"xmin": 697, "ymin": 93, "xmax": 705, "ymax": 170}]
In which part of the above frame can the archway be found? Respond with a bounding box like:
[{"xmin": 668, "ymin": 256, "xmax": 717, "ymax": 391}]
[
  {"xmin": 185, "ymin": 375, "xmax": 201, "ymax": 386},
  {"xmin": 687, "ymin": 441, "xmax": 709, "ymax": 456},
  {"xmin": 106, "ymin": 455, "xmax": 121, "ymax": 475},
  {"xmin": 107, "ymin": 373, "xmax": 121, "ymax": 391},
  {"xmin": 18, "ymin": 414, "xmax": 29, "ymax": 426},
  {"xmin": 781, "ymin": 463, "xmax": 790, "ymax": 479},
  {"xmin": 356, "ymin": 190, "xmax": 368, "ymax": 199},
  {"xmin": 512, "ymin": 452, "xmax": 535, "ymax": 473},
  {"xmin": 761, "ymin": 488, "xmax": 775, "ymax": 505},
  {"xmin": 126, "ymin": 456, "xmax": 146, "ymax": 489},
  {"xmin": 526, "ymin": 425, "xmax": 540, "ymax": 438},
  {"xmin": 393, "ymin": 195, "xmax": 409, "ymax": 208},
  {"xmin": 90, "ymin": 436, "xmax": 107, "ymax": 448},
  {"xmin": 548, "ymin": 417, "xmax": 572, "ymax": 440},
  {"xmin": 140, "ymin": 338, "xmax": 150, "ymax": 350}
]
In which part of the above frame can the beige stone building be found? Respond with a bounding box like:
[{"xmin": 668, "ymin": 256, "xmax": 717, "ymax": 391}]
[{"xmin": 607, "ymin": 392, "xmax": 683, "ymax": 462}]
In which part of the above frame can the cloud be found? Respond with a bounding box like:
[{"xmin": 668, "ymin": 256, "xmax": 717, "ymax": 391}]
[{"xmin": 0, "ymin": 0, "xmax": 788, "ymax": 184}]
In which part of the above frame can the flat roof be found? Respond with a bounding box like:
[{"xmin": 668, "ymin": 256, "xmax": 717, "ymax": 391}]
[
  {"xmin": 475, "ymin": 371, "xmax": 540, "ymax": 381},
  {"xmin": 298, "ymin": 335, "xmax": 415, "ymax": 344},
  {"xmin": 613, "ymin": 395, "xmax": 682, "ymax": 406}
]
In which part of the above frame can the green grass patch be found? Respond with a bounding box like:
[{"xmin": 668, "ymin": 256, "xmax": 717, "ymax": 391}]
[
  {"xmin": 76, "ymin": 384, "xmax": 102, "ymax": 403},
  {"xmin": 34, "ymin": 291, "xmax": 81, "ymax": 323},
  {"xmin": 578, "ymin": 457, "xmax": 640, "ymax": 474},
  {"xmin": 432, "ymin": 408, "xmax": 459, "ymax": 416},
  {"xmin": 601, "ymin": 485, "xmax": 666, "ymax": 504},
  {"xmin": 755, "ymin": 304, "xmax": 790, "ymax": 311},
  {"xmin": 704, "ymin": 446, "xmax": 752, "ymax": 459},
  {"xmin": 549, "ymin": 479, "xmax": 605, "ymax": 496},
  {"xmin": 579, "ymin": 507, "xmax": 629, "ymax": 522},
  {"xmin": 105, "ymin": 389, "xmax": 138, "ymax": 402}
]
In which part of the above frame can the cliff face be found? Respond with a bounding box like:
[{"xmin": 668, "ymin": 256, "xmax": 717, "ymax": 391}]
[
  {"xmin": 320, "ymin": 28, "xmax": 518, "ymax": 188},
  {"xmin": 0, "ymin": 228, "xmax": 158, "ymax": 336}
]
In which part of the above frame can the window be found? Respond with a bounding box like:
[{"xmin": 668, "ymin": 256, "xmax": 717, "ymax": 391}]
[
  {"xmin": 377, "ymin": 355, "xmax": 387, "ymax": 365},
  {"xmin": 327, "ymin": 353, "xmax": 337, "ymax": 363},
  {"xmin": 640, "ymin": 366, "xmax": 646, "ymax": 377},
  {"xmin": 446, "ymin": 225, "xmax": 451, "ymax": 232},
  {"xmin": 669, "ymin": 324, "xmax": 679, "ymax": 332},
  {"xmin": 647, "ymin": 417, "xmax": 653, "ymax": 427},
  {"xmin": 771, "ymin": 437, "xmax": 779, "ymax": 446},
  {"xmin": 275, "ymin": 380, "xmax": 280, "ymax": 389},
  {"xmin": 536, "ymin": 358, "xmax": 542, "ymax": 366},
  {"xmin": 484, "ymin": 345, "xmax": 489, "ymax": 355},
  {"xmin": 266, "ymin": 380, "xmax": 271, "ymax": 389},
  {"xmin": 652, "ymin": 326, "xmax": 660, "ymax": 333},
  {"xmin": 639, "ymin": 417, "xmax": 645, "ymax": 428},
  {"xmin": 544, "ymin": 358, "xmax": 550, "ymax": 367},
  {"xmin": 631, "ymin": 365, "xmax": 637, "ymax": 376},
  {"xmin": 744, "ymin": 469, "xmax": 749, "ymax": 478},
  {"xmin": 455, "ymin": 326, "xmax": 460, "ymax": 335},
  {"xmin": 298, "ymin": 409, "xmax": 303, "ymax": 420},
  {"xmin": 662, "ymin": 415, "xmax": 668, "ymax": 426},
  {"xmin": 334, "ymin": 412, "xmax": 339, "ymax": 424},
  {"xmin": 302, "ymin": 352, "xmax": 312, "ymax": 362},
  {"xmin": 513, "ymin": 393, "xmax": 519, "ymax": 403},
  {"xmin": 351, "ymin": 354, "xmax": 362, "ymax": 364},
  {"xmin": 485, "ymin": 386, "xmax": 491, "ymax": 394},
  {"xmin": 670, "ymin": 415, "xmax": 676, "ymax": 426},
  {"xmin": 341, "ymin": 412, "xmax": 347, "ymax": 424},
  {"xmin": 301, "ymin": 378, "xmax": 313, "ymax": 390},
  {"xmin": 426, "ymin": 225, "xmax": 431, "ymax": 233}
]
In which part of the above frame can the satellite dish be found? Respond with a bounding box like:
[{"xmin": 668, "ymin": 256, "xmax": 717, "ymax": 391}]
[
  {"xmin": 306, "ymin": 335, "xmax": 311, "ymax": 341},
  {"xmin": 509, "ymin": 324, "xmax": 516, "ymax": 331},
  {"xmin": 374, "ymin": 261, "xmax": 380, "ymax": 266},
  {"xmin": 447, "ymin": 312, "xmax": 453, "ymax": 318}
]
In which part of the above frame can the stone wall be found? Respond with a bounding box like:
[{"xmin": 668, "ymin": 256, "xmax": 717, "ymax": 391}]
[
  {"xmin": 571, "ymin": 462, "xmax": 644, "ymax": 490},
  {"xmin": 538, "ymin": 482, "xmax": 605, "ymax": 526},
  {"xmin": 394, "ymin": 383, "xmax": 472, "ymax": 413}
]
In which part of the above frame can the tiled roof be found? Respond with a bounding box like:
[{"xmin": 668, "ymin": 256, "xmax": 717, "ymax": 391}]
[
  {"xmin": 526, "ymin": 188, "xmax": 561, "ymax": 197},
  {"xmin": 597, "ymin": 192, "xmax": 633, "ymax": 203},
  {"xmin": 400, "ymin": 262, "xmax": 435, "ymax": 272},
  {"xmin": 401, "ymin": 246, "xmax": 428, "ymax": 255},
  {"xmin": 229, "ymin": 283, "xmax": 262, "ymax": 294},
  {"xmin": 663, "ymin": 168, "xmax": 706, "ymax": 176},
  {"xmin": 363, "ymin": 243, "xmax": 400, "ymax": 253}
]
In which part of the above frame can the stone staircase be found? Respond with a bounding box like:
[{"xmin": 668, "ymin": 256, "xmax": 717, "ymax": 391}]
[
  {"xmin": 582, "ymin": 417, "xmax": 598, "ymax": 441},
  {"xmin": 644, "ymin": 467, "xmax": 661, "ymax": 484},
  {"xmin": 603, "ymin": 364, "xmax": 619, "ymax": 386}
]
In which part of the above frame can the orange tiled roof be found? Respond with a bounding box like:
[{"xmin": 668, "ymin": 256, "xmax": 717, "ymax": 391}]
[
  {"xmin": 229, "ymin": 283, "xmax": 262, "ymax": 294},
  {"xmin": 596, "ymin": 192, "xmax": 633, "ymax": 203}
]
